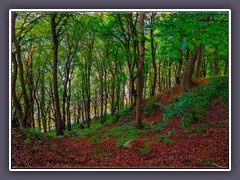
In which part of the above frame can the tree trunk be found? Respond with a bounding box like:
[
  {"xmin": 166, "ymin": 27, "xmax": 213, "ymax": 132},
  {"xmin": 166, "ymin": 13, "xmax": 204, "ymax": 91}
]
[
  {"xmin": 11, "ymin": 53, "xmax": 23, "ymax": 128},
  {"xmin": 135, "ymin": 12, "xmax": 145, "ymax": 129},
  {"xmin": 67, "ymin": 79, "xmax": 71, "ymax": 131},
  {"xmin": 150, "ymin": 14, "xmax": 157, "ymax": 97},
  {"xmin": 213, "ymin": 46, "xmax": 219, "ymax": 75},
  {"xmin": 12, "ymin": 12, "xmax": 30, "ymax": 129},
  {"xmin": 225, "ymin": 58, "xmax": 228, "ymax": 75},
  {"xmin": 168, "ymin": 57, "xmax": 172, "ymax": 88},
  {"xmin": 104, "ymin": 67, "xmax": 108, "ymax": 116},
  {"xmin": 181, "ymin": 46, "xmax": 199, "ymax": 93},
  {"xmin": 51, "ymin": 13, "xmax": 63, "ymax": 135},
  {"xmin": 176, "ymin": 48, "xmax": 183, "ymax": 84},
  {"xmin": 195, "ymin": 44, "xmax": 204, "ymax": 78},
  {"xmin": 111, "ymin": 74, "xmax": 116, "ymax": 116}
]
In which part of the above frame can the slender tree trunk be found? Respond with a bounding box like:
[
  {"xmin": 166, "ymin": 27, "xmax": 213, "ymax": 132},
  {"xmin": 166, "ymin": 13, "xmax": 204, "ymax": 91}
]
[
  {"xmin": 81, "ymin": 103, "xmax": 85, "ymax": 123},
  {"xmin": 51, "ymin": 13, "xmax": 63, "ymax": 135},
  {"xmin": 195, "ymin": 44, "xmax": 204, "ymax": 78},
  {"xmin": 48, "ymin": 106, "xmax": 51, "ymax": 132},
  {"xmin": 12, "ymin": 12, "xmax": 30, "ymax": 129},
  {"xmin": 77, "ymin": 102, "xmax": 81, "ymax": 124},
  {"xmin": 176, "ymin": 49, "xmax": 183, "ymax": 84},
  {"xmin": 158, "ymin": 56, "xmax": 161, "ymax": 94},
  {"xmin": 135, "ymin": 12, "xmax": 145, "ymax": 129},
  {"xmin": 160, "ymin": 55, "xmax": 166, "ymax": 93},
  {"xmin": 111, "ymin": 74, "xmax": 116, "ymax": 116},
  {"xmin": 100, "ymin": 71, "xmax": 104, "ymax": 123},
  {"xmin": 150, "ymin": 25, "xmax": 157, "ymax": 96},
  {"xmin": 35, "ymin": 96, "xmax": 41, "ymax": 130},
  {"xmin": 225, "ymin": 55, "xmax": 229, "ymax": 76},
  {"xmin": 213, "ymin": 46, "xmax": 219, "ymax": 75},
  {"xmin": 104, "ymin": 68, "xmax": 108, "ymax": 116},
  {"xmin": 11, "ymin": 53, "xmax": 23, "ymax": 128},
  {"xmin": 168, "ymin": 56, "xmax": 172, "ymax": 88},
  {"xmin": 202, "ymin": 56, "xmax": 207, "ymax": 78},
  {"xmin": 67, "ymin": 79, "xmax": 71, "ymax": 131}
]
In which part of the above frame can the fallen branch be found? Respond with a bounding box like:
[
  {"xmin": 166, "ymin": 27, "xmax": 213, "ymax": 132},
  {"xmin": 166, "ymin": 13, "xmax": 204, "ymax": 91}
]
[
  {"xmin": 144, "ymin": 156, "xmax": 157, "ymax": 160},
  {"xmin": 212, "ymin": 163, "xmax": 226, "ymax": 168}
]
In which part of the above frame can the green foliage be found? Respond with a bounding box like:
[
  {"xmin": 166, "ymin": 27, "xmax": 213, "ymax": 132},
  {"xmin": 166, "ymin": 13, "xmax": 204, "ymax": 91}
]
[
  {"xmin": 115, "ymin": 125, "xmax": 146, "ymax": 147},
  {"xmin": 205, "ymin": 157, "xmax": 213, "ymax": 165},
  {"xmin": 23, "ymin": 128, "xmax": 42, "ymax": 140},
  {"xmin": 52, "ymin": 143, "xmax": 58, "ymax": 149},
  {"xmin": 114, "ymin": 106, "xmax": 132, "ymax": 119},
  {"xmin": 219, "ymin": 119, "xmax": 229, "ymax": 128},
  {"xmin": 210, "ymin": 121, "xmax": 215, "ymax": 127},
  {"xmin": 139, "ymin": 142, "xmax": 152, "ymax": 156},
  {"xmin": 98, "ymin": 152, "xmax": 112, "ymax": 157},
  {"xmin": 163, "ymin": 137, "xmax": 172, "ymax": 146},
  {"xmin": 163, "ymin": 77, "xmax": 228, "ymax": 130},
  {"xmin": 90, "ymin": 135, "xmax": 101, "ymax": 145},
  {"xmin": 155, "ymin": 129, "xmax": 175, "ymax": 146},
  {"xmin": 116, "ymin": 135, "xmax": 136, "ymax": 147},
  {"xmin": 143, "ymin": 98, "xmax": 162, "ymax": 116},
  {"xmin": 151, "ymin": 122, "xmax": 165, "ymax": 132}
]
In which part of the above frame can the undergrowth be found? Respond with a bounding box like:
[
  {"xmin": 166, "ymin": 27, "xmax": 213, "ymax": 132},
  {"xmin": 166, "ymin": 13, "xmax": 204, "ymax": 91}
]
[{"xmin": 162, "ymin": 76, "xmax": 228, "ymax": 131}]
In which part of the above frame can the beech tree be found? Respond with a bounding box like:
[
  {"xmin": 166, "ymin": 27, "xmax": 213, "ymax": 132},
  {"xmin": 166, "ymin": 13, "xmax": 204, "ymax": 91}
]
[
  {"xmin": 11, "ymin": 11, "xmax": 228, "ymax": 133},
  {"xmin": 135, "ymin": 12, "xmax": 145, "ymax": 128}
]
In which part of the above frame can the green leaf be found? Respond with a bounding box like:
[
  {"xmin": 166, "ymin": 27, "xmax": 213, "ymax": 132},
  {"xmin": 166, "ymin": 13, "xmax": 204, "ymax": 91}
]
[{"xmin": 181, "ymin": 41, "xmax": 187, "ymax": 50}]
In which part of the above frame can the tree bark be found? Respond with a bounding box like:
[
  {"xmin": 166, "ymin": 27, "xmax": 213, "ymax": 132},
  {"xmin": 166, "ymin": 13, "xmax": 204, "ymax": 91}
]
[
  {"xmin": 51, "ymin": 13, "xmax": 63, "ymax": 135},
  {"xmin": 181, "ymin": 46, "xmax": 199, "ymax": 93},
  {"xmin": 67, "ymin": 79, "xmax": 71, "ymax": 131},
  {"xmin": 195, "ymin": 44, "xmax": 204, "ymax": 78},
  {"xmin": 213, "ymin": 46, "xmax": 219, "ymax": 75},
  {"xmin": 150, "ymin": 12, "xmax": 157, "ymax": 97},
  {"xmin": 11, "ymin": 53, "xmax": 23, "ymax": 128},
  {"xmin": 225, "ymin": 55, "xmax": 229, "ymax": 75},
  {"xmin": 176, "ymin": 48, "xmax": 183, "ymax": 84},
  {"xmin": 135, "ymin": 12, "xmax": 145, "ymax": 129},
  {"xmin": 12, "ymin": 12, "xmax": 30, "ymax": 129}
]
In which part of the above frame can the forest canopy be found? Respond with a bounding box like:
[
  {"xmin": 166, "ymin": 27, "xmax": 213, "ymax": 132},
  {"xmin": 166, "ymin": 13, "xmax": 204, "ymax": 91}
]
[{"xmin": 11, "ymin": 11, "xmax": 229, "ymax": 135}]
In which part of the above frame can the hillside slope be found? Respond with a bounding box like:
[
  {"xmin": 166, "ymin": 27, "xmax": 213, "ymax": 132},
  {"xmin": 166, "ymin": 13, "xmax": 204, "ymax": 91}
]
[{"xmin": 12, "ymin": 77, "xmax": 229, "ymax": 169}]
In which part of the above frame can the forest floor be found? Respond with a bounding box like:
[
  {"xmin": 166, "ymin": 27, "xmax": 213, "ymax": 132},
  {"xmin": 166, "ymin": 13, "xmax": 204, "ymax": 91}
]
[{"xmin": 11, "ymin": 78, "xmax": 229, "ymax": 169}]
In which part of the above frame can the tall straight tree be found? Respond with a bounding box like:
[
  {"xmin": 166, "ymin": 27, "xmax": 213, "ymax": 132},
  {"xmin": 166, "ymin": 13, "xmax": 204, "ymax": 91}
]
[
  {"xmin": 135, "ymin": 12, "xmax": 145, "ymax": 129},
  {"xmin": 149, "ymin": 12, "xmax": 157, "ymax": 97},
  {"xmin": 51, "ymin": 12, "xmax": 69, "ymax": 135}
]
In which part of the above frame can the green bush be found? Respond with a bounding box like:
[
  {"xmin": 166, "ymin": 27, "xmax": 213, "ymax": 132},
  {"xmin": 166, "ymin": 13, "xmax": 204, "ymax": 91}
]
[
  {"xmin": 23, "ymin": 128, "xmax": 42, "ymax": 140},
  {"xmin": 163, "ymin": 76, "xmax": 228, "ymax": 130},
  {"xmin": 144, "ymin": 98, "xmax": 162, "ymax": 116}
]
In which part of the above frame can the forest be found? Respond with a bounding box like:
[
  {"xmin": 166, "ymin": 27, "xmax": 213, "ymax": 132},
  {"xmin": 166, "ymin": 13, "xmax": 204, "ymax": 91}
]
[{"xmin": 11, "ymin": 11, "xmax": 229, "ymax": 169}]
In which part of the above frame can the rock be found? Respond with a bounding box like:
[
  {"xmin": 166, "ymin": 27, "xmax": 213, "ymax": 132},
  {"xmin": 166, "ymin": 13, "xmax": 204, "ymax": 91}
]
[{"xmin": 123, "ymin": 139, "xmax": 135, "ymax": 149}]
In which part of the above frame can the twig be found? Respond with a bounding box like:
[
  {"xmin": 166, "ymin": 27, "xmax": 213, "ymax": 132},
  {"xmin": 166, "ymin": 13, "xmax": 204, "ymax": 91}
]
[
  {"xmin": 212, "ymin": 163, "xmax": 226, "ymax": 168},
  {"xmin": 144, "ymin": 156, "xmax": 157, "ymax": 160}
]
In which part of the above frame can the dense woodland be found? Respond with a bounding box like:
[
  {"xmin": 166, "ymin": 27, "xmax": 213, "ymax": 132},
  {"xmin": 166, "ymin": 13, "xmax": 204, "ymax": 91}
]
[{"xmin": 11, "ymin": 11, "xmax": 229, "ymax": 168}]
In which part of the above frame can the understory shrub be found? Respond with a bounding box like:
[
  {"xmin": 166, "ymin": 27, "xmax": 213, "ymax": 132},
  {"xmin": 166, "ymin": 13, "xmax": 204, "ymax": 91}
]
[{"xmin": 163, "ymin": 76, "xmax": 228, "ymax": 130}]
